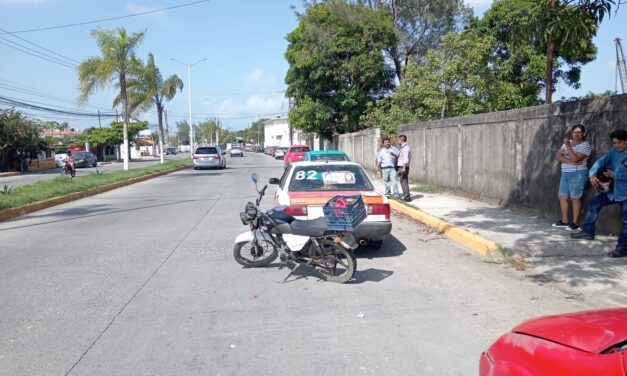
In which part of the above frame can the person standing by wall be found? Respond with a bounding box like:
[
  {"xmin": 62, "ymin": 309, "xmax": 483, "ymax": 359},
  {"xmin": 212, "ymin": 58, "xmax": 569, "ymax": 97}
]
[
  {"xmin": 571, "ymin": 129, "xmax": 627, "ymax": 258},
  {"xmin": 397, "ymin": 134, "xmax": 412, "ymax": 202},
  {"xmin": 376, "ymin": 137, "xmax": 400, "ymax": 198},
  {"xmin": 552, "ymin": 124, "xmax": 592, "ymax": 231}
]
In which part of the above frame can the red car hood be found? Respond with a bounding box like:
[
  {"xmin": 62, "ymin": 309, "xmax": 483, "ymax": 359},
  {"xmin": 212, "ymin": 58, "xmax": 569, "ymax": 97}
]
[{"xmin": 512, "ymin": 308, "xmax": 627, "ymax": 354}]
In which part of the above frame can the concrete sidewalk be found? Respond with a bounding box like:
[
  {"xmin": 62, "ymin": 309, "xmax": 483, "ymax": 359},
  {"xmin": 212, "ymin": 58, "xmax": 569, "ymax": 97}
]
[{"xmin": 371, "ymin": 177, "xmax": 627, "ymax": 306}]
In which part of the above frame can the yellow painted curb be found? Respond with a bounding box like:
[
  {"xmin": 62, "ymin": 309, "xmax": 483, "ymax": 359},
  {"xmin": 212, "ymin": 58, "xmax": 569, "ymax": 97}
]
[
  {"xmin": 390, "ymin": 200, "xmax": 498, "ymax": 256},
  {"xmin": 0, "ymin": 172, "xmax": 21, "ymax": 177},
  {"xmin": 0, "ymin": 164, "xmax": 190, "ymax": 222}
]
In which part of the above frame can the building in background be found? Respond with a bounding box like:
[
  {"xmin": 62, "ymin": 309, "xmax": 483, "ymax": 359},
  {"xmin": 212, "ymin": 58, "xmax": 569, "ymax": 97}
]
[{"xmin": 264, "ymin": 116, "xmax": 319, "ymax": 149}]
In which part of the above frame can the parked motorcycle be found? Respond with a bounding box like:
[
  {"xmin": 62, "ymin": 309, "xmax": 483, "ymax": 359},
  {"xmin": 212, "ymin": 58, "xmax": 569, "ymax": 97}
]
[
  {"xmin": 233, "ymin": 173, "xmax": 360, "ymax": 283},
  {"xmin": 61, "ymin": 157, "xmax": 76, "ymax": 178}
]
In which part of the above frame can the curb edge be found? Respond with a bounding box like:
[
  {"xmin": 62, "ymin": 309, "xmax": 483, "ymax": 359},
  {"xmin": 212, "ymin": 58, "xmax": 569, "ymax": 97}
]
[
  {"xmin": 390, "ymin": 200, "xmax": 498, "ymax": 256},
  {"xmin": 0, "ymin": 164, "xmax": 190, "ymax": 222}
]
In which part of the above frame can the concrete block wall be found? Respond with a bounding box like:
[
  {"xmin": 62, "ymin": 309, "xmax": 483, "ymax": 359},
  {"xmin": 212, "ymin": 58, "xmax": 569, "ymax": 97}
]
[
  {"xmin": 390, "ymin": 94, "xmax": 627, "ymax": 233},
  {"xmin": 338, "ymin": 128, "xmax": 381, "ymax": 171}
]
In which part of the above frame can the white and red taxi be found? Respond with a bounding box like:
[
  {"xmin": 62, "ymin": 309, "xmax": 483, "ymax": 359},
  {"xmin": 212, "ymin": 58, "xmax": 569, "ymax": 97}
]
[{"xmin": 270, "ymin": 161, "xmax": 392, "ymax": 248}]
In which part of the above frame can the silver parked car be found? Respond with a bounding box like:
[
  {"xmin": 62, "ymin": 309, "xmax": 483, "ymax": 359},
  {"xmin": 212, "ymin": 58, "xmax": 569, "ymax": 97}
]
[
  {"xmin": 72, "ymin": 151, "xmax": 98, "ymax": 168},
  {"xmin": 193, "ymin": 146, "xmax": 226, "ymax": 170},
  {"xmin": 274, "ymin": 147, "xmax": 288, "ymax": 159}
]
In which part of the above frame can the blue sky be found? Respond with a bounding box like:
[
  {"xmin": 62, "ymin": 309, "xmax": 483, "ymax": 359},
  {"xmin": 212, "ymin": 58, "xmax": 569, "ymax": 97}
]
[{"xmin": 1, "ymin": 0, "xmax": 626, "ymax": 132}]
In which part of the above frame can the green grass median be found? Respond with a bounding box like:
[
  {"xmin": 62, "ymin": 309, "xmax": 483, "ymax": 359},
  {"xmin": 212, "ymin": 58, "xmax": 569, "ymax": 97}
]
[{"xmin": 0, "ymin": 159, "xmax": 191, "ymax": 211}]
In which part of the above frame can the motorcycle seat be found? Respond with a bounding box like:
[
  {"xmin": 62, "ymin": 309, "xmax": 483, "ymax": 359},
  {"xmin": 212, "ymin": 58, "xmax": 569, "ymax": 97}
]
[{"xmin": 289, "ymin": 217, "xmax": 330, "ymax": 237}]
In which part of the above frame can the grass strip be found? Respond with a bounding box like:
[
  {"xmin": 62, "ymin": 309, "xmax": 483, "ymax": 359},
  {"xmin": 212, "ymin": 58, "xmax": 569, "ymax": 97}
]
[{"xmin": 0, "ymin": 159, "xmax": 191, "ymax": 211}]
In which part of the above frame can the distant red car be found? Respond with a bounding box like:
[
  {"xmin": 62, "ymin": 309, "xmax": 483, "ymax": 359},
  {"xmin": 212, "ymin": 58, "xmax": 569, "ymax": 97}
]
[
  {"xmin": 480, "ymin": 308, "xmax": 627, "ymax": 376},
  {"xmin": 284, "ymin": 145, "xmax": 310, "ymax": 165}
]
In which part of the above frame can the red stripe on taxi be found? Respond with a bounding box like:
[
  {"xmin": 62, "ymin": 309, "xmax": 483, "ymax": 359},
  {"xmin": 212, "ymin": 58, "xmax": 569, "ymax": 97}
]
[{"xmin": 288, "ymin": 191, "xmax": 384, "ymax": 205}]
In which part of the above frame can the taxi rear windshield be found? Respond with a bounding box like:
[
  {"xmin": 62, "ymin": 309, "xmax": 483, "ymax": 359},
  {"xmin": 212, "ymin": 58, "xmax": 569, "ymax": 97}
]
[
  {"xmin": 310, "ymin": 153, "xmax": 348, "ymax": 161},
  {"xmin": 289, "ymin": 147, "xmax": 309, "ymax": 153},
  {"xmin": 289, "ymin": 165, "xmax": 372, "ymax": 191},
  {"xmin": 196, "ymin": 147, "xmax": 218, "ymax": 154}
]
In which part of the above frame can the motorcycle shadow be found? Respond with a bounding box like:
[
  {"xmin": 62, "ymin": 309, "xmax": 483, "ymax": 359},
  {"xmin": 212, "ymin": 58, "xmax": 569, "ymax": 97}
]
[{"xmin": 264, "ymin": 262, "xmax": 394, "ymax": 284}]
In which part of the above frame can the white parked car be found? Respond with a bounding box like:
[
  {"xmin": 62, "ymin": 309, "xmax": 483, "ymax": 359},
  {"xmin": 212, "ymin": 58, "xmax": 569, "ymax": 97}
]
[
  {"xmin": 230, "ymin": 146, "xmax": 243, "ymax": 157},
  {"xmin": 55, "ymin": 153, "xmax": 68, "ymax": 167}
]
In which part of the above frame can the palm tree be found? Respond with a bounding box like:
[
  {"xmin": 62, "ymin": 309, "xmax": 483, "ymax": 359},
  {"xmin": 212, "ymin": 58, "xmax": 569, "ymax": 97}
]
[
  {"xmin": 78, "ymin": 27, "xmax": 145, "ymax": 170},
  {"xmin": 121, "ymin": 53, "xmax": 183, "ymax": 164}
]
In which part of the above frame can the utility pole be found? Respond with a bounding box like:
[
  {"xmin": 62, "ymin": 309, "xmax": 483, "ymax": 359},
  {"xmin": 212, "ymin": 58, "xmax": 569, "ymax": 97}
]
[
  {"xmin": 165, "ymin": 109, "xmax": 170, "ymax": 147},
  {"xmin": 615, "ymin": 38, "xmax": 627, "ymax": 94},
  {"xmin": 288, "ymin": 97, "xmax": 294, "ymax": 145},
  {"xmin": 171, "ymin": 58, "xmax": 207, "ymax": 156},
  {"xmin": 97, "ymin": 109, "xmax": 101, "ymax": 128}
]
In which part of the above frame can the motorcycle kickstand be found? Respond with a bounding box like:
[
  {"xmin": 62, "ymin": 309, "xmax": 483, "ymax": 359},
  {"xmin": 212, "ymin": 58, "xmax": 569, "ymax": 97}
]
[{"xmin": 282, "ymin": 261, "xmax": 302, "ymax": 283}]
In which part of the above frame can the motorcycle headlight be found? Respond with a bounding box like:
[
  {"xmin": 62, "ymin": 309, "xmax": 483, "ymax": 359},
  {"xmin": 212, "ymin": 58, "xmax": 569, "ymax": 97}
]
[{"xmin": 239, "ymin": 212, "xmax": 248, "ymax": 225}]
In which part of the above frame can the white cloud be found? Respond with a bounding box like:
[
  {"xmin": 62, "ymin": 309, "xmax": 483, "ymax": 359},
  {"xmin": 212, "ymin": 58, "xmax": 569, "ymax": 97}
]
[
  {"xmin": 465, "ymin": 0, "xmax": 493, "ymax": 7},
  {"xmin": 245, "ymin": 69, "xmax": 278, "ymax": 85},
  {"xmin": 208, "ymin": 93, "xmax": 287, "ymax": 118}
]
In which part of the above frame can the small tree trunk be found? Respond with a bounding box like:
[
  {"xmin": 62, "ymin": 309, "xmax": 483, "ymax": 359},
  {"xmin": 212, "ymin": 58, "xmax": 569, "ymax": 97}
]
[
  {"xmin": 545, "ymin": 0, "xmax": 557, "ymax": 104},
  {"xmin": 545, "ymin": 36, "xmax": 555, "ymax": 104},
  {"xmin": 120, "ymin": 76, "xmax": 130, "ymax": 171},
  {"xmin": 157, "ymin": 103, "xmax": 165, "ymax": 164}
]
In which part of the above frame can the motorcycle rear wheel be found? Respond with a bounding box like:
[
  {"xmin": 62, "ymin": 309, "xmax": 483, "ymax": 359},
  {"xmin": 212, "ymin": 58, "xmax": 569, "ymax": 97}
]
[
  {"xmin": 233, "ymin": 239, "xmax": 278, "ymax": 268},
  {"xmin": 314, "ymin": 246, "xmax": 357, "ymax": 283}
]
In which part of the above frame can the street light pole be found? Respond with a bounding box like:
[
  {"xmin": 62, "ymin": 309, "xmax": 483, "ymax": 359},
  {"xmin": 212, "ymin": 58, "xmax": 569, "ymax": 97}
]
[{"xmin": 171, "ymin": 58, "xmax": 207, "ymax": 158}]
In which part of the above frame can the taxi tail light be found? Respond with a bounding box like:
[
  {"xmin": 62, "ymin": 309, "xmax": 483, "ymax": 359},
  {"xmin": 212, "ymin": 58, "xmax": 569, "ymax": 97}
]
[
  {"xmin": 368, "ymin": 204, "xmax": 390, "ymax": 220},
  {"xmin": 283, "ymin": 205, "xmax": 308, "ymax": 216}
]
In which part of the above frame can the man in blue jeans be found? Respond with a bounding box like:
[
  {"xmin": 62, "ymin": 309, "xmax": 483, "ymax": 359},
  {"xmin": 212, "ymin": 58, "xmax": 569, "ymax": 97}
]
[
  {"xmin": 376, "ymin": 137, "xmax": 400, "ymax": 198},
  {"xmin": 571, "ymin": 129, "xmax": 627, "ymax": 258}
]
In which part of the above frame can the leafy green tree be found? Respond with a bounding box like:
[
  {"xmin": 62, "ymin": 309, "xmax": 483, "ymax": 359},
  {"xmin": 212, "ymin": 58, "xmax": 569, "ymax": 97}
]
[
  {"xmin": 514, "ymin": 0, "xmax": 619, "ymax": 103},
  {"xmin": 285, "ymin": 1, "xmax": 398, "ymax": 138},
  {"xmin": 0, "ymin": 109, "xmax": 47, "ymax": 171},
  {"xmin": 78, "ymin": 27, "xmax": 145, "ymax": 170},
  {"xmin": 363, "ymin": 0, "xmax": 473, "ymax": 83},
  {"xmin": 117, "ymin": 53, "xmax": 183, "ymax": 163}
]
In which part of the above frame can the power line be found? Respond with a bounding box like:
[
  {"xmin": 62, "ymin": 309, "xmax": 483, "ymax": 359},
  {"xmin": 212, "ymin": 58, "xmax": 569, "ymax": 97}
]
[
  {"xmin": 2, "ymin": 0, "xmax": 212, "ymax": 34},
  {"xmin": 0, "ymin": 81, "xmax": 112, "ymax": 112},
  {"xmin": 0, "ymin": 40, "xmax": 75, "ymax": 69},
  {"xmin": 0, "ymin": 95, "xmax": 116, "ymax": 117},
  {"xmin": 0, "ymin": 27, "xmax": 79, "ymax": 65}
]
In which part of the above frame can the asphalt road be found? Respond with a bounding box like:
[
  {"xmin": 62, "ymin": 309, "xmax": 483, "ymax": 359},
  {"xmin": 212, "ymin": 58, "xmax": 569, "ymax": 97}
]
[
  {"xmin": 0, "ymin": 152, "xmax": 597, "ymax": 375},
  {"xmin": 0, "ymin": 153, "xmax": 190, "ymax": 188}
]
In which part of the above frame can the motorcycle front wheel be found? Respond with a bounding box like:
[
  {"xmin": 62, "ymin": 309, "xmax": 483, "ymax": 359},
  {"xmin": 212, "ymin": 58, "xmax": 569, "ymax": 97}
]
[
  {"xmin": 314, "ymin": 245, "xmax": 357, "ymax": 283},
  {"xmin": 233, "ymin": 239, "xmax": 278, "ymax": 268}
]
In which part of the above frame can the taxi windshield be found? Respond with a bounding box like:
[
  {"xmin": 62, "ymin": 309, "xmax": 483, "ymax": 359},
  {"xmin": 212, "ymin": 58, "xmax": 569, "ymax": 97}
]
[{"xmin": 288, "ymin": 165, "xmax": 372, "ymax": 191}]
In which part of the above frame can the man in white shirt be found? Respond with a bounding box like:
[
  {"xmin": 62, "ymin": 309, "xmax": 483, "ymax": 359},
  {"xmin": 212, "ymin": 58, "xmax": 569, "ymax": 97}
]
[
  {"xmin": 397, "ymin": 134, "xmax": 412, "ymax": 201},
  {"xmin": 376, "ymin": 137, "xmax": 400, "ymax": 198}
]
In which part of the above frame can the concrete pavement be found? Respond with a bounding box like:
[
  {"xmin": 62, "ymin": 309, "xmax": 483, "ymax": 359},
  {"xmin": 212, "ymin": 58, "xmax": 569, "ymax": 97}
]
[{"xmin": 371, "ymin": 177, "xmax": 627, "ymax": 306}]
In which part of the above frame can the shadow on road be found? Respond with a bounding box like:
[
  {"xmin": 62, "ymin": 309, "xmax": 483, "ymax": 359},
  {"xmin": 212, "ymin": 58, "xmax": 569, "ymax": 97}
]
[
  {"xmin": 357, "ymin": 235, "xmax": 406, "ymax": 259},
  {"xmin": 0, "ymin": 199, "xmax": 199, "ymax": 232}
]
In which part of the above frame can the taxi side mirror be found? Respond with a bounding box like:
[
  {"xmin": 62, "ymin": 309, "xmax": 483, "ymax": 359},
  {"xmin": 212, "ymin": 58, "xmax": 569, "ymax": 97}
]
[{"xmin": 269, "ymin": 178, "xmax": 280, "ymax": 185}]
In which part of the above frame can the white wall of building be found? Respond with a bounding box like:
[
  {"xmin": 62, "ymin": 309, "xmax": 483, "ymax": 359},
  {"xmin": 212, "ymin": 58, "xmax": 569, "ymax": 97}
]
[{"xmin": 264, "ymin": 116, "xmax": 314, "ymax": 148}]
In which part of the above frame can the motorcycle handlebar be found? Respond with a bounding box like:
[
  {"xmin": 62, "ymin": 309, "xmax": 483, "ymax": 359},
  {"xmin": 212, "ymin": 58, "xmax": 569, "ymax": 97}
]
[{"xmin": 255, "ymin": 185, "xmax": 268, "ymax": 207}]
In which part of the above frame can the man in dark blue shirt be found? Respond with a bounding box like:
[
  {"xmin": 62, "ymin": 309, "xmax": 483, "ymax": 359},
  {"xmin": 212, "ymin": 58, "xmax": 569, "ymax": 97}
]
[{"xmin": 571, "ymin": 129, "xmax": 627, "ymax": 258}]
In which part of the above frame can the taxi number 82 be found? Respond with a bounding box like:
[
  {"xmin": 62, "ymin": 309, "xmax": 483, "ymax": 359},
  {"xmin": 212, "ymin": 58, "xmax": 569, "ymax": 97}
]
[{"xmin": 294, "ymin": 170, "xmax": 317, "ymax": 180}]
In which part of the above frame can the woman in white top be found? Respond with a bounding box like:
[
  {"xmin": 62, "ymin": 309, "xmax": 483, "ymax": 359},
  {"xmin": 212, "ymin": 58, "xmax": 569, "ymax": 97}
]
[{"xmin": 553, "ymin": 124, "xmax": 592, "ymax": 231}]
